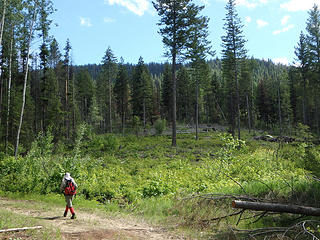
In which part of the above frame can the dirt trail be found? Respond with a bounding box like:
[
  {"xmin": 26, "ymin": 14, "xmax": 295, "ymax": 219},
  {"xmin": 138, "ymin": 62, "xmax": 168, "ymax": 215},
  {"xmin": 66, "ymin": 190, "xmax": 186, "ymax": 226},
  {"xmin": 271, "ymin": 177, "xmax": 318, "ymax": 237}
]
[{"xmin": 0, "ymin": 198, "xmax": 186, "ymax": 240}]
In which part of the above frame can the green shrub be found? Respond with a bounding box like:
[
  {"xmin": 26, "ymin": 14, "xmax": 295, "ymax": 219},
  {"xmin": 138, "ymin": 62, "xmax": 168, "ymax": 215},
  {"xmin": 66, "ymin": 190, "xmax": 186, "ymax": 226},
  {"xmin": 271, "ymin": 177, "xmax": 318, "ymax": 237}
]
[
  {"xmin": 86, "ymin": 134, "xmax": 119, "ymax": 156},
  {"xmin": 154, "ymin": 118, "xmax": 166, "ymax": 135}
]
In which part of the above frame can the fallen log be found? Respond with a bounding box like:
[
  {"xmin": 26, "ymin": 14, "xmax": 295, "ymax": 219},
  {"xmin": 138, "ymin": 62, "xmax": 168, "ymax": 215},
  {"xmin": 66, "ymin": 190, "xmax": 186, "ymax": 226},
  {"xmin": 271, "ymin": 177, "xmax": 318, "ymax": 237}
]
[
  {"xmin": 232, "ymin": 200, "xmax": 320, "ymax": 216},
  {"xmin": 0, "ymin": 226, "xmax": 42, "ymax": 233}
]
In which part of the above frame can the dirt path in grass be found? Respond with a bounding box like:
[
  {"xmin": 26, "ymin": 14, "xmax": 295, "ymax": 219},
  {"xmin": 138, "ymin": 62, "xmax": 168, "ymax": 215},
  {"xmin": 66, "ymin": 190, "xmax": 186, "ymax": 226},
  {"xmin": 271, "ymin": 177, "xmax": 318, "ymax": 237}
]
[{"xmin": 0, "ymin": 197, "xmax": 186, "ymax": 240}]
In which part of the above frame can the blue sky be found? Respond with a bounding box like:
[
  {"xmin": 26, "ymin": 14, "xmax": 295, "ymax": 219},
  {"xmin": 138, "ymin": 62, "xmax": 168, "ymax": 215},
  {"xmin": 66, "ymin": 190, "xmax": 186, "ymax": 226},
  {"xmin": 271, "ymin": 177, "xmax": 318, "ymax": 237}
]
[{"xmin": 49, "ymin": 0, "xmax": 320, "ymax": 66}]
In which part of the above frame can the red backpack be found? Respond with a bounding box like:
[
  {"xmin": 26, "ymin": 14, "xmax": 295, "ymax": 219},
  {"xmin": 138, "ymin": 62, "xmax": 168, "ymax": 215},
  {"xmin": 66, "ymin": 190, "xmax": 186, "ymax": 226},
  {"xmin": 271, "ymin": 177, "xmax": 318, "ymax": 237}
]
[{"xmin": 64, "ymin": 179, "xmax": 76, "ymax": 195}]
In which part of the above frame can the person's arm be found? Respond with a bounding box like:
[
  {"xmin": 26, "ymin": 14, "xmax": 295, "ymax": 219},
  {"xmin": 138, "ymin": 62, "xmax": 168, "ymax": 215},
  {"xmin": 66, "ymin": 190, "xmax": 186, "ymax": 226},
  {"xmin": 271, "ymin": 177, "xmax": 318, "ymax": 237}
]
[{"xmin": 60, "ymin": 180, "xmax": 65, "ymax": 192}]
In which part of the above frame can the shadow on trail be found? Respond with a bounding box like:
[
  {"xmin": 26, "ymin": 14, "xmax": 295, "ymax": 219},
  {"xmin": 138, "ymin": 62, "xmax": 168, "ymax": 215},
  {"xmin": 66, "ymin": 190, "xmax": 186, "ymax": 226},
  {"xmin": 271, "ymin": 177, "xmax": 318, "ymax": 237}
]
[{"xmin": 37, "ymin": 216, "xmax": 63, "ymax": 220}]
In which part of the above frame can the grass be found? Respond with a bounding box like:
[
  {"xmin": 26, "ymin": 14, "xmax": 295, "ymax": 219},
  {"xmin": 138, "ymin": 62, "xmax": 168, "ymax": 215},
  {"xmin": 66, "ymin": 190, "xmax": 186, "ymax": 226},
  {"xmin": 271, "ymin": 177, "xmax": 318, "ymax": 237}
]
[
  {"xmin": 1, "ymin": 129, "xmax": 320, "ymax": 239},
  {"xmin": 0, "ymin": 208, "xmax": 62, "ymax": 240}
]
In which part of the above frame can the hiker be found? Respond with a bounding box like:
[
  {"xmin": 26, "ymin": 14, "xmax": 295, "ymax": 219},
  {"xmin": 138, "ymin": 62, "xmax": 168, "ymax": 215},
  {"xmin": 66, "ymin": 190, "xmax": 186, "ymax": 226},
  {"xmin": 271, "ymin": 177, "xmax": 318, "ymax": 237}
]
[{"xmin": 60, "ymin": 172, "xmax": 77, "ymax": 219}]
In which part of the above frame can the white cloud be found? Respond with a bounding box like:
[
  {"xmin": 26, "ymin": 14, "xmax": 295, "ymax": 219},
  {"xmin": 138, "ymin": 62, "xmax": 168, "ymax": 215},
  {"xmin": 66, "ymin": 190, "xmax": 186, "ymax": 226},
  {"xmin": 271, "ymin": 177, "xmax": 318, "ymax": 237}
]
[
  {"xmin": 273, "ymin": 24, "xmax": 294, "ymax": 35},
  {"xmin": 104, "ymin": 17, "xmax": 115, "ymax": 23},
  {"xmin": 281, "ymin": 15, "xmax": 290, "ymax": 25},
  {"xmin": 234, "ymin": 0, "xmax": 268, "ymax": 8},
  {"xmin": 80, "ymin": 17, "xmax": 92, "ymax": 27},
  {"xmin": 272, "ymin": 57, "xmax": 289, "ymax": 65},
  {"xmin": 245, "ymin": 16, "xmax": 252, "ymax": 23},
  {"xmin": 257, "ymin": 19, "xmax": 269, "ymax": 28},
  {"xmin": 280, "ymin": 0, "xmax": 319, "ymax": 12},
  {"xmin": 106, "ymin": 0, "xmax": 149, "ymax": 16}
]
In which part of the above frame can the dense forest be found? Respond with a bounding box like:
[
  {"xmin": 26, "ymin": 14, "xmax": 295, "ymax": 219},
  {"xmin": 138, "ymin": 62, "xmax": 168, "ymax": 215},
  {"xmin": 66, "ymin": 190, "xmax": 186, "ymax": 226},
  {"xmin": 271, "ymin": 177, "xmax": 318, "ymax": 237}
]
[{"xmin": 0, "ymin": 0, "xmax": 319, "ymax": 153}]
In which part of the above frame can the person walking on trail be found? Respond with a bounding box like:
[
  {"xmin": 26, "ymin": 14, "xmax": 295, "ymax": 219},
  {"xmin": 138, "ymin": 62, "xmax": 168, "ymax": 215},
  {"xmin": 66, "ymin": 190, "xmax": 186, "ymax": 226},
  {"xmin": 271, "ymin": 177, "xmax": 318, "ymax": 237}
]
[{"xmin": 60, "ymin": 172, "xmax": 77, "ymax": 219}]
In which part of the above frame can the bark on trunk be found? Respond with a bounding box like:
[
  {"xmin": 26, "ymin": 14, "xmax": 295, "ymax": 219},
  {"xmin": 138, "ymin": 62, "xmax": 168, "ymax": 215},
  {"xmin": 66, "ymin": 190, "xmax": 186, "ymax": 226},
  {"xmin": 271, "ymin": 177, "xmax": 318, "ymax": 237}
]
[
  {"xmin": 5, "ymin": 34, "xmax": 13, "ymax": 154},
  {"xmin": 196, "ymin": 75, "xmax": 199, "ymax": 140},
  {"xmin": 232, "ymin": 200, "xmax": 320, "ymax": 216},
  {"xmin": 15, "ymin": 4, "xmax": 37, "ymax": 157},
  {"xmin": 246, "ymin": 94, "xmax": 251, "ymax": 132},
  {"xmin": 171, "ymin": 53, "xmax": 177, "ymax": 147},
  {"xmin": 109, "ymin": 69, "xmax": 112, "ymax": 133}
]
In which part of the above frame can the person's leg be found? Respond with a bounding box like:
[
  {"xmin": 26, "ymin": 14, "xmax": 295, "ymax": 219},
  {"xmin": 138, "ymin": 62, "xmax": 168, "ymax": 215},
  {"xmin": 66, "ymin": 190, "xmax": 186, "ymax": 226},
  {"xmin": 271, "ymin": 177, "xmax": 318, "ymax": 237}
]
[
  {"xmin": 67, "ymin": 195, "xmax": 76, "ymax": 219},
  {"xmin": 64, "ymin": 195, "xmax": 70, "ymax": 217},
  {"xmin": 63, "ymin": 205, "xmax": 68, "ymax": 217}
]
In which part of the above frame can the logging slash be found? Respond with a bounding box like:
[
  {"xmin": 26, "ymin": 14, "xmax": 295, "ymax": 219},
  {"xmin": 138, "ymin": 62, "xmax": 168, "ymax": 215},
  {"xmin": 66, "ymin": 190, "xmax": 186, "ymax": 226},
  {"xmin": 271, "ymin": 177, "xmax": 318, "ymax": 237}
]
[
  {"xmin": 232, "ymin": 200, "xmax": 320, "ymax": 216},
  {"xmin": 0, "ymin": 226, "xmax": 43, "ymax": 233}
]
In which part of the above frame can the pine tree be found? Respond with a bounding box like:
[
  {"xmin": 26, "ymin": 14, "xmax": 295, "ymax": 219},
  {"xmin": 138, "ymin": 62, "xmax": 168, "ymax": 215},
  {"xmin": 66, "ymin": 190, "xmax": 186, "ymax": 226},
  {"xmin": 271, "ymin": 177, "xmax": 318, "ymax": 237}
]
[
  {"xmin": 176, "ymin": 66, "xmax": 191, "ymax": 122},
  {"xmin": 184, "ymin": 2, "xmax": 212, "ymax": 140},
  {"xmin": 75, "ymin": 69, "xmax": 94, "ymax": 122},
  {"xmin": 306, "ymin": 4, "xmax": 320, "ymax": 134},
  {"xmin": 38, "ymin": 0, "xmax": 54, "ymax": 132},
  {"xmin": 114, "ymin": 57, "xmax": 129, "ymax": 135},
  {"xmin": 153, "ymin": 0, "xmax": 194, "ymax": 146},
  {"xmin": 131, "ymin": 56, "xmax": 153, "ymax": 131},
  {"xmin": 221, "ymin": 0, "xmax": 247, "ymax": 139},
  {"xmin": 294, "ymin": 32, "xmax": 310, "ymax": 125},
  {"xmin": 99, "ymin": 47, "xmax": 117, "ymax": 133},
  {"xmin": 63, "ymin": 38, "xmax": 72, "ymax": 138},
  {"xmin": 161, "ymin": 63, "xmax": 172, "ymax": 121},
  {"xmin": 15, "ymin": 0, "xmax": 38, "ymax": 157}
]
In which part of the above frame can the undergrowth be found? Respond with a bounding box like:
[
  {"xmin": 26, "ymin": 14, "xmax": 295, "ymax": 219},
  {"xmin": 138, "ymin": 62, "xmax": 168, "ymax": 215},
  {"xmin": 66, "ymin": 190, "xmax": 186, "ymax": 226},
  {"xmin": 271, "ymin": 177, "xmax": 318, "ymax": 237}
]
[{"xmin": 1, "ymin": 125, "xmax": 320, "ymax": 239}]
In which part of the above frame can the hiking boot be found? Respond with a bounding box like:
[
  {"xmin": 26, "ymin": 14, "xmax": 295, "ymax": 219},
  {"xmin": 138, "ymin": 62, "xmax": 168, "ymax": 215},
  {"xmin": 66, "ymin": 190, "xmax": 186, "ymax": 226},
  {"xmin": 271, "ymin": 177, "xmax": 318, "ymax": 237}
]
[
  {"xmin": 63, "ymin": 211, "xmax": 67, "ymax": 217},
  {"xmin": 71, "ymin": 213, "xmax": 76, "ymax": 219}
]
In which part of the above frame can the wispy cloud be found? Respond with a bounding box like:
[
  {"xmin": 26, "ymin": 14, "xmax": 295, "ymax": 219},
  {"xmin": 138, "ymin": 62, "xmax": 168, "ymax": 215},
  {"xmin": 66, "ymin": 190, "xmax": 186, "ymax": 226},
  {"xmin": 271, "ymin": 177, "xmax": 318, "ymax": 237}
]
[
  {"xmin": 281, "ymin": 0, "xmax": 319, "ymax": 12},
  {"xmin": 273, "ymin": 24, "xmax": 294, "ymax": 35},
  {"xmin": 281, "ymin": 15, "xmax": 290, "ymax": 25},
  {"xmin": 245, "ymin": 16, "xmax": 252, "ymax": 23},
  {"xmin": 105, "ymin": 0, "xmax": 149, "ymax": 16},
  {"xmin": 257, "ymin": 19, "xmax": 268, "ymax": 28},
  {"xmin": 104, "ymin": 17, "xmax": 115, "ymax": 23},
  {"xmin": 234, "ymin": 0, "xmax": 269, "ymax": 8},
  {"xmin": 273, "ymin": 57, "xmax": 289, "ymax": 65},
  {"xmin": 80, "ymin": 17, "xmax": 92, "ymax": 27}
]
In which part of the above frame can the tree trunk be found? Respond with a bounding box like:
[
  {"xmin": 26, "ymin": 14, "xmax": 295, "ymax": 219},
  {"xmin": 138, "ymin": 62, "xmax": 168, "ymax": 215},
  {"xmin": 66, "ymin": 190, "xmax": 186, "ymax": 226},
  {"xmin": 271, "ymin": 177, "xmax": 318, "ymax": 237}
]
[
  {"xmin": 246, "ymin": 94, "xmax": 251, "ymax": 132},
  {"xmin": 15, "ymin": 4, "xmax": 37, "ymax": 158},
  {"xmin": 232, "ymin": 200, "xmax": 320, "ymax": 216},
  {"xmin": 65, "ymin": 63, "xmax": 69, "ymax": 139},
  {"xmin": 108, "ymin": 69, "xmax": 112, "ymax": 133},
  {"xmin": 278, "ymin": 83, "xmax": 282, "ymax": 136},
  {"xmin": 143, "ymin": 98, "xmax": 146, "ymax": 134},
  {"xmin": 0, "ymin": 0, "xmax": 7, "ymax": 126},
  {"xmin": 0, "ymin": 0, "xmax": 6, "ymax": 49},
  {"xmin": 172, "ymin": 53, "xmax": 177, "ymax": 147},
  {"xmin": 5, "ymin": 33, "xmax": 13, "ymax": 154},
  {"xmin": 302, "ymin": 74, "xmax": 307, "ymax": 125},
  {"xmin": 196, "ymin": 75, "xmax": 199, "ymax": 140}
]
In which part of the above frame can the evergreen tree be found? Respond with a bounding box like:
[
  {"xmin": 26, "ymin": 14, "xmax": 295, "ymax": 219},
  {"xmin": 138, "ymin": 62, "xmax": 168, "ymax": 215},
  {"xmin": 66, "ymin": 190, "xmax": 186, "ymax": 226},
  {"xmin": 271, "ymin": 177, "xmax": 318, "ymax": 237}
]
[
  {"xmin": 306, "ymin": 4, "xmax": 320, "ymax": 133},
  {"xmin": 75, "ymin": 69, "xmax": 94, "ymax": 123},
  {"xmin": 38, "ymin": 0, "xmax": 54, "ymax": 132},
  {"xmin": 161, "ymin": 63, "xmax": 172, "ymax": 121},
  {"xmin": 153, "ymin": 0, "xmax": 194, "ymax": 146},
  {"xmin": 221, "ymin": 0, "xmax": 247, "ymax": 139},
  {"xmin": 131, "ymin": 56, "xmax": 153, "ymax": 131},
  {"xmin": 185, "ymin": 2, "xmax": 212, "ymax": 139},
  {"xmin": 294, "ymin": 32, "xmax": 310, "ymax": 125},
  {"xmin": 176, "ymin": 66, "xmax": 191, "ymax": 122},
  {"xmin": 99, "ymin": 47, "xmax": 117, "ymax": 133},
  {"xmin": 114, "ymin": 57, "xmax": 129, "ymax": 135}
]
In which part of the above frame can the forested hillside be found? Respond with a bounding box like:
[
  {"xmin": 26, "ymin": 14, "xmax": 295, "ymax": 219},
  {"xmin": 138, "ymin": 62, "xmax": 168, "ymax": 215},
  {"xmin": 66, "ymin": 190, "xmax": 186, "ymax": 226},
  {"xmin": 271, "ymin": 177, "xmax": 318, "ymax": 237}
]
[
  {"xmin": 1, "ymin": 0, "xmax": 320, "ymax": 238},
  {"xmin": 0, "ymin": 0, "xmax": 319, "ymax": 153}
]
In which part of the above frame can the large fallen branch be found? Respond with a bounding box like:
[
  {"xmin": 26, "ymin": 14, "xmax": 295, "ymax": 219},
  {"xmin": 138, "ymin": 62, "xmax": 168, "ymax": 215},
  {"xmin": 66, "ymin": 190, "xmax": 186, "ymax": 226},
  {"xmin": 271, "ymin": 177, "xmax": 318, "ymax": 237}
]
[
  {"xmin": 232, "ymin": 200, "xmax": 320, "ymax": 216},
  {"xmin": 0, "ymin": 226, "xmax": 42, "ymax": 233}
]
